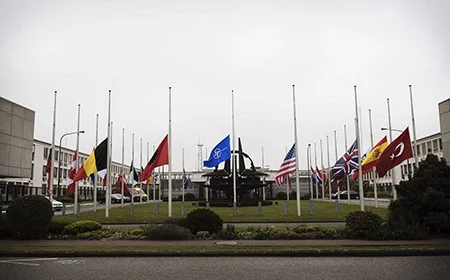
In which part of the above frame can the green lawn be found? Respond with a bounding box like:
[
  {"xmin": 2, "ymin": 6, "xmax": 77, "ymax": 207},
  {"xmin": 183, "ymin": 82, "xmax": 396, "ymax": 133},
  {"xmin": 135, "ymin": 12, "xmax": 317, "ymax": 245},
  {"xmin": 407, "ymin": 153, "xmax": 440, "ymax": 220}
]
[{"xmin": 53, "ymin": 200, "xmax": 389, "ymax": 224}]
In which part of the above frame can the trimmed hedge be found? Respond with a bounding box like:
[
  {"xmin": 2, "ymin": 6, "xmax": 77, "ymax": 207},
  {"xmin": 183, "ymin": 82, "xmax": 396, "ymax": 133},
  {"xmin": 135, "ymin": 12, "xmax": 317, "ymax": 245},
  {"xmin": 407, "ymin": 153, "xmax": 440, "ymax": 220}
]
[
  {"xmin": 62, "ymin": 220, "xmax": 102, "ymax": 235},
  {"xmin": 185, "ymin": 208, "xmax": 223, "ymax": 234},
  {"xmin": 345, "ymin": 211, "xmax": 383, "ymax": 240},
  {"xmin": 145, "ymin": 224, "xmax": 192, "ymax": 240},
  {"xmin": 6, "ymin": 195, "xmax": 53, "ymax": 239}
]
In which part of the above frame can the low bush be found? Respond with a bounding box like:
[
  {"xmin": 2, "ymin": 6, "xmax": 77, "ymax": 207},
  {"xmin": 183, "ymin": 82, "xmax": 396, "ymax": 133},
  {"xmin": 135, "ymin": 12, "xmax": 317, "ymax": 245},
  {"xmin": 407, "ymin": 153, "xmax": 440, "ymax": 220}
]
[
  {"xmin": 345, "ymin": 211, "xmax": 384, "ymax": 240},
  {"xmin": 145, "ymin": 224, "xmax": 192, "ymax": 240},
  {"xmin": 196, "ymin": 231, "xmax": 210, "ymax": 240},
  {"xmin": 48, "ymin": 221, "xmax": 71, "ymax": 235},
  {"xmin": 185, "ymin": 208, "xmax": 223, "ymax": 234},
  {"xmin": 164, "ymin": 217, "xmax": 187, "ymax": 228},
  {"xmin": 0, "ymin": 213, "xmax": 11, "ymax": 238},
  {"xmin": 76, "ymin": 228, "xmax": 145, "ymax": 240},
  {"xmin": 293, "ymin": 225, "xmax": 320, "ymax": 234},
  {"xmin": 6, "ymin": 195, "xmax": 52, "ymax": 239},
  {"xmin": 218, "ymin": 224, "xmax": 237, "ymax": 240},
  {"xmin": 62, "ymin": 220, "xmax": 102, "ymax": 235}
]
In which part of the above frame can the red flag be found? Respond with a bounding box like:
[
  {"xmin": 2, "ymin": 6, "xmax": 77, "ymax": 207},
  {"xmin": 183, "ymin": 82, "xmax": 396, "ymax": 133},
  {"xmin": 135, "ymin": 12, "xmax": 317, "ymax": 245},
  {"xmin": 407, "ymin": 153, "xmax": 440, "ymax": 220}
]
[
  {"xmin": 65, "ymin": 152, "xmax": 77, "ymax": 196},
  {"xmin": 352, "ymin": 136, "xmax": 389, "ymax": 181},
  {"xmin": 376, "ymin": 128, "xmax": 413, "ymax": 178},
  {"xmin": 45, "ymin": 148, "xmax": 52, "ymax": 196},
  {"xmin": 140, "ymin": 135, "xmax": 169, "ymax": 182}
]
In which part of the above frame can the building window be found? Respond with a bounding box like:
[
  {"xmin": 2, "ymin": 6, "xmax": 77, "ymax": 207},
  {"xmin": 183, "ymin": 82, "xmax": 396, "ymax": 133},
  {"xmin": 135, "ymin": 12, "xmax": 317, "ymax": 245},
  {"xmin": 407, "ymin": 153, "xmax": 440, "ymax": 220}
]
[
  {"xmin": 42, "ymin": 166, "xmax": 47, "ymax": 176},
  {"xmin": 54, "ymin": 150, "xmax": 58, "ymax": 160},
  {"xmin": 433, "ymin": 139, "xmax": 438, "ymax": 152},
  {"xmin": 53, "ymin": 167, "xmax": 58, "ymax": 177},
  {"xmin": 416, "ymin": 145, "xmax": 421, "ymax": 156},
  {"xmin": 44, "ymin": 147, "xmax": 49, "ymax": 159},
  {"xmin": 439, "ymin": 138, "xmax": 443, "ymax": 150}
]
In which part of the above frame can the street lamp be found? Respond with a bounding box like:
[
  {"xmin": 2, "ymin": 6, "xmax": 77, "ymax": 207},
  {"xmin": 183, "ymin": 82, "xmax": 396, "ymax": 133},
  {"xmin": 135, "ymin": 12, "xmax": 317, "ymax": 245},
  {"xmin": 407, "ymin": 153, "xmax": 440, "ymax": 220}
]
[
  {"xmin": 381, "ymin": 127, "xmax": 402, "ymax": 133},
  {"xmin": 57, "ymin": 130, "xmax": 85, "ymax": 198}
]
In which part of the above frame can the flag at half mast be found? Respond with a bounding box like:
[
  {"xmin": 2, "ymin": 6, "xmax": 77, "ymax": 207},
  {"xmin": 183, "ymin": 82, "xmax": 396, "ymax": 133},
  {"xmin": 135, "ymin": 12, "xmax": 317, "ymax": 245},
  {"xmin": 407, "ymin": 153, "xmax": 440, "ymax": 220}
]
[
  {"xmin": 73, "ymin": 138, "xmax": 108, "ymax": 182},
  {"xmin": 275, "ymin": 143, "xmax": 296, "ymax": 187}
]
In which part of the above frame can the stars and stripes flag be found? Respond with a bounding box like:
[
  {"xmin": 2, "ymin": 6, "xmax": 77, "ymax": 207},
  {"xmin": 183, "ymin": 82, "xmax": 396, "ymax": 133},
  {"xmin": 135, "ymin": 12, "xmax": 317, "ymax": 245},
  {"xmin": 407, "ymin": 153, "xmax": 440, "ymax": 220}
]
[
  {"xmin": 315, "ymin": 166, "xmax": 323, "ymax": 186},
  {"xmin": 331, "ymin": 139, "xmax": 359, "ymax": 182},
  {"xmin": 275, "ymin": 143, "xmax": 297, "ymax": 187}
]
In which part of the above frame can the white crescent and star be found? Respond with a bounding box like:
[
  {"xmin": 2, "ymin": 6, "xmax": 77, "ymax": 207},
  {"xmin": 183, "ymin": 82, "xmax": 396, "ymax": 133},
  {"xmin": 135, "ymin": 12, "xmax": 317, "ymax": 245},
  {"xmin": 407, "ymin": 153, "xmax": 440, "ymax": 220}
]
[{"xmin": 390, "ymin": 142, "xmax": 405, "ymax": 160}]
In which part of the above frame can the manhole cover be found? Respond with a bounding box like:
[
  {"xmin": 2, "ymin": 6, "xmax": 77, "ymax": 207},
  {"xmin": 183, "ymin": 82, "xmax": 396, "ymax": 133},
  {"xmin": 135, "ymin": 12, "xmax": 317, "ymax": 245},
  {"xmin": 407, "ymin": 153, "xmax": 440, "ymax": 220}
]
[{"xmin": 215, "ymin": 241, "xmax": 238, "ymax": 245}]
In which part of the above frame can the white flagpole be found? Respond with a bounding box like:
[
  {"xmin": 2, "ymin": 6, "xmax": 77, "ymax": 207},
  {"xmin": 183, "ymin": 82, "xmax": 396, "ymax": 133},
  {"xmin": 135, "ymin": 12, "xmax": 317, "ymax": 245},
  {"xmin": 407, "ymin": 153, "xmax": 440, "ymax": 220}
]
[
  {"xmin": 354, "ymin": 86, "xmax": 364, "ymax": 211},
  {"xmin": 49, "ymin": 91, "xmax": 57, "ymax": 203},
  {"xmin": 315, "ymin": 143, "xmax": 321, "ymax": 200},
  {"xmin": 327, "ymin": 135, "xmax": 333, "ymax": 201},
  {"xmin": 387, "ymin": 98, "xmax": 397, "ymax": 200},
  {"xmin": 146, "ymin": 141, "xmax": 149, "ymax": 203},
  {"xmin": 140, "ymin": 137, "xmax": 143, "ymax": 203},
  {"xmin": 109, "ymin": 121, "xmax": 113, "ymax": 211},
  {"xmin": 121, "ymin": 128, "xmax": 125, "ymax": 207},
  {"xmin": 232, "ymin": 90, "xmax": 237, "ymax": 216},
  {"xmin": 344, "ymin": 124, "xmax": 350, "ymax": 204},
  {"xmin": 106, "ymin": 90, "xmax": 111, "ymax": 218},
  {"xmin": 168, "ymin": 87, "xmax": 173, "ymax": 217},
  {"xmin": 153, "ymin": 145, "xmax": 156, "ymax": 201},
  {"xmin": 75, "ymin": 105, "xmax": 81, "ymax": 216},
  {"xmin": 131, "ymin": 133, "xmax": 135, "ymax": 207},
  {"xmin": 368, "ymin": 109, "xmax": 378, "ymax": 208},
  {"xmin": 93, "ymin": 113, "xmax": 98, "ymax": 212},
  {"xmin": 333, "ymin": 131, "xmax": 338, "ymax": 202},
  {"xmin": 409, "ymin": 85, "xmax": 418, "ymax": 172},
  {"xmin": 292, "ymin": 85, "xmax": 301, "ymax": 216},
  {"xmin": 315, "ymin": 139, "xmax": 325, "ymax": 197},
  {"xmin": 182, "ymin": 148, "xmax": 185, "ymax": 204},
  {"xmin": 262, "ymin": 146, "xmax": 266, "ymax": 201},
  {"xmin": 308, "ymin": 144, "xmax": 313, "ymax": 198}
]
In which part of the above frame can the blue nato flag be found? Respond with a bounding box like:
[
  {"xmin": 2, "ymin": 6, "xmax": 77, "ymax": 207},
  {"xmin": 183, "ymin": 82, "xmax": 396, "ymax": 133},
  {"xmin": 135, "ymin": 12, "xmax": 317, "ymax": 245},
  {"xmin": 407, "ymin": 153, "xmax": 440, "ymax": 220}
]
[{"xmin": 203, "ymin": 135, "xmax": 231, "ymax": 168}]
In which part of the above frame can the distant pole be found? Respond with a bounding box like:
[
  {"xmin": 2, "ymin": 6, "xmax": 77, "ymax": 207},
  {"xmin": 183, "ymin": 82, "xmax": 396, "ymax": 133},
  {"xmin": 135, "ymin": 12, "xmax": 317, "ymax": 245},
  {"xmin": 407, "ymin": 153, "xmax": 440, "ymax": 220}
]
[
  {"xmin": 232, "ymin": 90, "xmax": 237, "ymax": 215},
  {"xmin": 308, "ymin": 144, "xmax": 312, "ymax": 198},
  {"xmin": 140, "ymin": 137, "xmax": 143, "ymax": 203},
  {"xmin": 319, "ymin": 139, "xmax": 324, "ymax": 198},
  {"xmin": 75, "ymin": 104, "xmax": 81, "ymax": 216},
  {"xmin": 182, "ymin": 148, "xmax": 185, "ymax": 206},
  {"xmin": 109, "ymin": 122, "xmax": 113, "ymax": 210},
  {"xmin": 387, "ymin": 98, "xmax": 397, "ymax": 200},
  {"xmin": 106, "ymin": 90, "xmax": 111, "ymax": 218},
  {"xmin": 262, "ymin": 146, "xmax": 266, "ymax": 201},
  {"xmin": 153, "ymin": 145, "xmax": 156, "ymax": 201},
  {"xmin": 131, "ymin": 133, "xmax": 135, "ymax": 207},
  {"xmin": 292, "ymin": 85, "xmax": 301, "ymax": 216},
  {"xmin": 369, "ymin": 109, "xmax": 378, "ymax": 208},
  {"xmin": 146, "ymin": 141, "xmax": 149, "ymax": 203},
  {"xmin": 354, "ymin": 86, "xmax": 364, "ymax": 211},
  {"xmin": 333, "ymin": 131, "xmax": 338, "ymax": 202},
  {"xmin": 327, "ymin": 135, "xmax": 333, "ymax": 201},
  {"xmin": 93, "ymin": 113, "xmax": 98, "ymax": 212},
  {"xmin": 409, "ymin": 85, "xmax": 419, "ymax": 172},
  {"xmin": 121, "ymin": 128, "xmax": 125, "ymax": 207},
  {"xmin": 168, "ymin": 86, "xmax": 173, "ymax": 217},
  {"xmin": 49, "ymin": 91, "xmax": 57, "ymax": 202},
  {"xmin": 344, "ymin": 124, "xmax": 350, "ymax": 204},
  {"xmin": 315, "ymin": 143, "xmax": 321, "ymax": 200}
]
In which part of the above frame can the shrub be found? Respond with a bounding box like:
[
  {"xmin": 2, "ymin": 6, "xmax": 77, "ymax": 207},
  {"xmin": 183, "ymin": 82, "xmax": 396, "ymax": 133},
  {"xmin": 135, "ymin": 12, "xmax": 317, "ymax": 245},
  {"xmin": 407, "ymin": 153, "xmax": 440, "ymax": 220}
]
[
  {"xmin": 274, "ymin": 230, "xmax": 299, "ymax": 239},
  {"xmin": 345, "ymin": 211, "xmax": 384, "ymax": 239},
  {"xmin": 177, "ymin": 193, "xmax": 196, "ymax": 201},
  {"xmin": 0, "ymin": 213, "xmax": 11, "ymax": 238},
  {"xmin": 275, "ymin": 192, "xmax": 287, "ymax": 200},
  {"xmin": 293, "ymin": 225, "xmax": 320, "ymax": 234},
  {"xmin": 185, "ymin": 208, "xmax": 223, "ymax": 234},
  {"xmin": 219, "ymin": 224, "xmax": 237, "ymax": 240},
  {"xmin": 6, "ymin": 195, "xmax": 52, "ymax": 239},
  {"xmin": 164, "ymin": 217, "xmax": 187, "ymax": 228},
  {"xmin": 146, "ymin": 224, "xmax": 192, "ymax": 240},
  {"xmin": 297, "ymin": 231, "xmax": 326, "ymax": 239},
  {"xmin": 48, "ymin": 221, "xmax": 71, "ymax": 235},
  {"xmin": 62, "ymin": 220, "xmax": 102, "ymax": 235}
]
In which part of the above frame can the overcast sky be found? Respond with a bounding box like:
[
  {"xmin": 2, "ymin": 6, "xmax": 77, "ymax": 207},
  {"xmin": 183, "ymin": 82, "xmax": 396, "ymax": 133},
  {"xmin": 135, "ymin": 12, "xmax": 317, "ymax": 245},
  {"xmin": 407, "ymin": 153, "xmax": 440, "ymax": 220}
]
[{"xmin": 1, "ymin": 0, "xmax": 449, "ymax": 172}]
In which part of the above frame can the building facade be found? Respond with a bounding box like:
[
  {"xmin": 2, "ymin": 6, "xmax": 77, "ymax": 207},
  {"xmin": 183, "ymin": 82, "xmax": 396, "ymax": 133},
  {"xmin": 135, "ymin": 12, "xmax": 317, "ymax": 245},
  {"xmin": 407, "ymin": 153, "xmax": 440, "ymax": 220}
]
[{"xmin": 439, "ymin": 98, "xmax": 450, "ymax": 164}]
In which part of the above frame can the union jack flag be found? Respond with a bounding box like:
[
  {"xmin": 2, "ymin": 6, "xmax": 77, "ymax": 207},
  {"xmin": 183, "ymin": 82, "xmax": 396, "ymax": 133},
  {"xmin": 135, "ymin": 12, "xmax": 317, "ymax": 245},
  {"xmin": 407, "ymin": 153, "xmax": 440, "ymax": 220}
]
[
  {"xmin": 331, "ymin": 139, "xmax": 359, "ymax": 182},
  {"xmin": 315, "ymin": 166, "xmax": 323, "ymax": 186}
]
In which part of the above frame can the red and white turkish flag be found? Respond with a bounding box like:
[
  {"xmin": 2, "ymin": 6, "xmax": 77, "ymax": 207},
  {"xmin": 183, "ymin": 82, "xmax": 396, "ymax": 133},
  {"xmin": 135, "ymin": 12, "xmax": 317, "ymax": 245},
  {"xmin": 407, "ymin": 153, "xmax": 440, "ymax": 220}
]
[
  {"xmin": 66, "ymin": 152, "xmax": 77, "ymax": 196},
  {"xmin": 376, "ymin": 127, "xmax": 413, "ymax": 178}
]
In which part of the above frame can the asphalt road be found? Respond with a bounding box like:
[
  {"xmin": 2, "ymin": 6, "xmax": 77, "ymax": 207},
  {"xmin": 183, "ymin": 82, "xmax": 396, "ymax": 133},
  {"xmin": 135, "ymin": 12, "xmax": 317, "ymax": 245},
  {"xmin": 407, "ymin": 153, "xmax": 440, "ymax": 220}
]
[{"xmin": 1, "ymin": 256, "xmax": 449, "ymax": 280}]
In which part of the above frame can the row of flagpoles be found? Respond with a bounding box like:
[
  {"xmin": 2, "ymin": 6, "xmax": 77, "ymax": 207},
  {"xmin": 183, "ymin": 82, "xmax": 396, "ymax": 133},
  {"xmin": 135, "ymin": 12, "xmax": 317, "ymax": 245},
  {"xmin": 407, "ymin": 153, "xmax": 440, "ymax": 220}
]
[{"xmin": 47, "ymin": 84, "xmax": 418, "ymax": 217}]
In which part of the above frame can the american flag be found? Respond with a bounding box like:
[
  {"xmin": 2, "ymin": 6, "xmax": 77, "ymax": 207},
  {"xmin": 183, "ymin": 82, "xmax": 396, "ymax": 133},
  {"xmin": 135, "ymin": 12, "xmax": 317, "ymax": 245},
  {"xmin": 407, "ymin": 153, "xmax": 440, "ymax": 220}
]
[
  {"xmin": 331, "ymin": 139, "xmax": 359, "ymax": 182},
  {"xmin": 275, "ymin": 144, "xmax": 297, "ymax": 187}
]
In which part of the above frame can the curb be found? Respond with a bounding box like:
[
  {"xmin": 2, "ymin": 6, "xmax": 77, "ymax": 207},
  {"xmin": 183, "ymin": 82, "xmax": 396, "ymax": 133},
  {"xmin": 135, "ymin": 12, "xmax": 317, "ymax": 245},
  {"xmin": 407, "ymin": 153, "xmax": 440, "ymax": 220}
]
[{"xmin": 2, "ymin": 249, "xmax": 450, "ymax": 258}]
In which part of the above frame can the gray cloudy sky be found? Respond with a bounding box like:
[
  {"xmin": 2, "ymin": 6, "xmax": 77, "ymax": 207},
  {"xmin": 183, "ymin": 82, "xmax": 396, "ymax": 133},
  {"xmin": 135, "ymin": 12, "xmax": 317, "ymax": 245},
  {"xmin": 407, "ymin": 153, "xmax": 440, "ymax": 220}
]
[{"xmin": 1, "ymin": 0, "xmax": 449, "ymax": 172}]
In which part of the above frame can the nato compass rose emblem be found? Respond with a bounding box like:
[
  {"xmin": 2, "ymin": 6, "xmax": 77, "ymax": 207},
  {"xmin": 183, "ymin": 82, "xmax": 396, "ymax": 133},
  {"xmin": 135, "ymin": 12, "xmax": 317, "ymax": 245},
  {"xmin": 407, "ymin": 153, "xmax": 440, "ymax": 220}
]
[{"xmin": 213, "ymin": 147, "xmax": 226, "ymax": 159}]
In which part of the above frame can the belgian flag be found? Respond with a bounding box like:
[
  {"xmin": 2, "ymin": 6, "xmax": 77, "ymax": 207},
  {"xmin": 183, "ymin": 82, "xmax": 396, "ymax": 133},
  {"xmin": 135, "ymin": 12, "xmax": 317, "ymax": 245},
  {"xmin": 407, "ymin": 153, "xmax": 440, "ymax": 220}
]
[{"xmin": 73, "ymin": 138, "xmax": 108, "ymax": 182}]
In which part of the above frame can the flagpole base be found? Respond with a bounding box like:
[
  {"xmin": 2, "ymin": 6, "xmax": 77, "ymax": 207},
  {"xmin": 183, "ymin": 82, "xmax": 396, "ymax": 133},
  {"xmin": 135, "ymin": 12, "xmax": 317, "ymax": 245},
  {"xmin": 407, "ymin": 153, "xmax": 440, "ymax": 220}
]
[
  {"xmin": 284, "ymin": 201, "xmax": 288, "ymax": 216},
  {"xmin": 155, "ymin": 203, "xmax": 159, "ymax": 216},
  {"xmin": 181, "ymin": 202, "xmax": 185, "ymax": 216},
  {"xmin": 258, "ymin": 201, "xmax": 262, "ymax": 216},
  {"xmin": 309, "ymin": 200, "xmax": 313, "ymax": 216},
  {"xmin": 335, "ymin": 200, "xmax": 340, "ymax": 216},
  {"xmin": 130, "ymin": 203, "xmax": 134, "ymax": 217},
  {"xmin": 233, "ymin": 203, "xmax": 237, "ymax": 216},
  {"xmin": 76, "ymin": 203, "xmax": 81, "ymax": 217}
]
